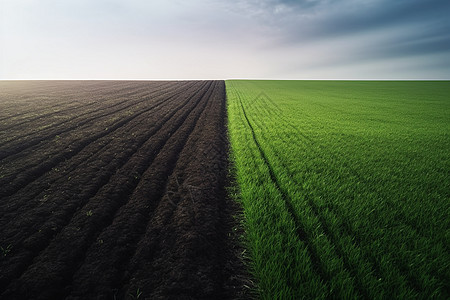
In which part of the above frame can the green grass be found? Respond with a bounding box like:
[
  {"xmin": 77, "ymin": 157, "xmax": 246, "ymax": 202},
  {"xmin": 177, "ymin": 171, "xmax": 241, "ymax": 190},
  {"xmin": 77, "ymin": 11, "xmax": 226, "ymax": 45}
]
[{"xmin": 226, "ymin": 80, "xmax": 450, "ymax": 299}]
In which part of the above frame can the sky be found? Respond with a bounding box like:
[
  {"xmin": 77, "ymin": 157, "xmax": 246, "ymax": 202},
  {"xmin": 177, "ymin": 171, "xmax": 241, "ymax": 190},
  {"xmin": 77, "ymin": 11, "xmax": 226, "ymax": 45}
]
[{"xmin": 1, "ymin": 0, "xmax": 450, "ymax": 79}]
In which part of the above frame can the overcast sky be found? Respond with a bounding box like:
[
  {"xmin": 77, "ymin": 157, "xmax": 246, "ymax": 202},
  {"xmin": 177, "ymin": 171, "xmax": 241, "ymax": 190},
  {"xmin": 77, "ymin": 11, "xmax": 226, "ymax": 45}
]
[{"xmin": 1, "ymin": 0, "xmax": 449, "ymax": 79}]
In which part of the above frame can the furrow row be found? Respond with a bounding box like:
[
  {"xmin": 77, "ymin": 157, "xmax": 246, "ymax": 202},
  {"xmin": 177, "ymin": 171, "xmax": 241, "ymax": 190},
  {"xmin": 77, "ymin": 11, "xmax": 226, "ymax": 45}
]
[
  {"xmin": 0, "ymin": 81, "xmax": 193, "ymax": 198},
  {"xmin": 0, "ymin": 81, "xmax": 206, "ymax": 234},
  {"xmin": 67, "ymin": 81, "xmax": 217, "ymax": 299},
  {"xmin": 0, "ymin": 81, "xmax": 213, "ymax": 298},
  {"xmin": 0, "ymin": 81, "xmax": 188, "ymax": 159},
  {"xmin": 0, "ymin": 81, "xmax": 166, "ymax": 124}
]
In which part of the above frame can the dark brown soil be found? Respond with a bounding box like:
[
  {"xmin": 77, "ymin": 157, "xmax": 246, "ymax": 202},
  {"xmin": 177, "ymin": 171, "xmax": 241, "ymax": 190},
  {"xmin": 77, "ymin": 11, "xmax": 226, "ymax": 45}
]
[{"xmin": 0, "ymin": 80, "xmax": 248, "ymax": 299}]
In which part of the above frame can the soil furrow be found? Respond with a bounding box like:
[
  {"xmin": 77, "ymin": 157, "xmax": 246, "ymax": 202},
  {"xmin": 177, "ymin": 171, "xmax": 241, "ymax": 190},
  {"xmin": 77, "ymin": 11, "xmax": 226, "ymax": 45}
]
[
  {"xmin": 0, "ymin": 81, "xmax": 213, "ymax": 299},
  {"xmin": 0, "ymin": 81, "xmax": 136, "ymax": 126},
  {"xmin": 66, "ymin": 81, "xmax": 216, "ymax": 299},
  {"xmin": 0, "ymin": 81, "xmax": 208, "ymax": 292},
  {"xmin": 0, "ymin": 81, "xmax": 176, "ymax": 142},
  {"xmin": 0, "ymin": 82, "xmax": 169, "ymax": 133},
  {"xmin": 0, "ymin": 82, "xmax": 189, "ymax": 159},
  {"xmin": 0, "ymin": 81, "xmax": 204, "ymax": 238},
  {"xmin": 0, "ymin": 82, "xmax": 194, "ymax": 199},
  {"xmin": 0, "ymin": 81, "xmax": 201, "ymax": 213},
  {"xmin": 0, "ymin": 81, "xmax": 169, "ymax": 125},
  {"xmin": 120, "ymin": 81, "xmax": 244, "ymax": 299},
  {"xmin": 0, "ymin": 80, "xmax": 243, "ymax": 300},
  {"xmin": 0, "ymin": 81, "xmax": 191, "ymax": 189}
]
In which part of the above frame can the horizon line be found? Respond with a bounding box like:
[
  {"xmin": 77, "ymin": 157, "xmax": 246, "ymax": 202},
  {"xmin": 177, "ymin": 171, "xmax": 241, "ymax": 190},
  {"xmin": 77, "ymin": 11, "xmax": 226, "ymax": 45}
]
[{"xmin": 1, "ymin": 78, "xmax": 449, "ymax": 81}]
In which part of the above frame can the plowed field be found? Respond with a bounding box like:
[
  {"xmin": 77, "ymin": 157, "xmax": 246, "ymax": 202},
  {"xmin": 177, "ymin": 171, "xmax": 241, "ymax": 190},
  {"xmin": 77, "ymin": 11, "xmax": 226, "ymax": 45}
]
[{"xmin": 0, "ymin": 80, "xmax": 243, "ymax": 299}]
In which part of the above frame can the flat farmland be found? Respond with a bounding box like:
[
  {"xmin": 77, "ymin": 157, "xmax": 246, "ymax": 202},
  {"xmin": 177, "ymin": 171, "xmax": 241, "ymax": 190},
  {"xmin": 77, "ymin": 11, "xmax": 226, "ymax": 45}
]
[
  {"xmin": 2, "ymin": 79, "xmax": 449, "ymax": 299},
  {"xmin": 227, "ymin": 80, "xmax": 450, "ymax": 299},
  {"xmin": 0, "ymin": 81, "xmax": 244, "ymax": 299}
]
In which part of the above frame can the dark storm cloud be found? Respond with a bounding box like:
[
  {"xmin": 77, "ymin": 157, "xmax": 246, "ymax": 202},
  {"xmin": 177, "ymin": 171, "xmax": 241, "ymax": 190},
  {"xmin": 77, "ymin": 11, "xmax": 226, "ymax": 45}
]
[
  {"xmin": 235, "ymin": 0, "xmax": 450, "ymax": 77},
  {"xmin": 310, "ymin": 0, "xmax": 450, "ymax": 38},
  {"xmin": 266, "ymin": 0, "xmax": 450, "ymax": 39},
  {"xmin": 231, "ymin": 0, "xmax": 450, "ymax": 50}
]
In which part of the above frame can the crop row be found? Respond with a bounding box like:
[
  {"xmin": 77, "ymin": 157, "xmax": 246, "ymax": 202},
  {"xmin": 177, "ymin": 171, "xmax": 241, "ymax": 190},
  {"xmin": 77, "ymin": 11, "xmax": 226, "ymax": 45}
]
[{"xmin": 226, "ymin": 80, "xmax": 450, "ymax": 299}]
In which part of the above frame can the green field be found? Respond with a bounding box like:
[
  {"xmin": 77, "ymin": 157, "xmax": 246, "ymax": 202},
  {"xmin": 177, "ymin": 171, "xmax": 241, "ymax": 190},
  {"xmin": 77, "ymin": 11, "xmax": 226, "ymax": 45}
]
[{"xmin": 226, "ymin": 80, "xmax": 450, "ymax": 299}]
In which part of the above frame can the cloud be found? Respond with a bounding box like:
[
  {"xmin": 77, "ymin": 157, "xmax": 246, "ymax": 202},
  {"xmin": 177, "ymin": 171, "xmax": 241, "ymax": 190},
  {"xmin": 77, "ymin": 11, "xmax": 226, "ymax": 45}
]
[
  {"xmin": 228, "ymin": 0, "xmax": 450, "ymax": 41},
  {"xmin": 1, "ymin": 0, "xmax": 449, "ymax": 79},
  {"xmin": 222, "ymin": 0, "xmax": 450, "ymax": 78}
]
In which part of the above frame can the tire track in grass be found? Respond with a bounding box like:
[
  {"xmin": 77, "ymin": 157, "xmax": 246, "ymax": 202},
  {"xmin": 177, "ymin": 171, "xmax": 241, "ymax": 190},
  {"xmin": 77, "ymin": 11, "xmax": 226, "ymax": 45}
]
[
  {"xmin": 255, "ymin": 85, "xmax": 448, "ymax": 251},
  {"xmin": 0, "ymin": 81, "xmax": 208, "ymax": 293},
  {"xmin": 256, "ymin": 89, "xmax": 419, "ymax": 234},
  {"xmin": 228, "ymin": 86, "xmax": 326, "ymax": 298},
  {"xmin": 245, "ymin": 90, "xmax": 372, "ymax": 299},
  {"xmin": 0, "ymin": 81, "xmax": 193, "ymax": 199},
  {"xmin": 262, "ymin": 129, "xmax": 426, "ymax": 298},
  {"xmin": 254, "ymin": 133, "xmax": 375, "ymax": 299},
  {"xmin": 240, "ymin": 84, "xmax": 436, "ymax": 297},
  {"xmin": 67, "ymin": 81, "xmax": 218, "ymax": 299},
  {"xmin": 238, "ymin": 84, "xmax": 420, "ymax": 298},
  {"xmin": 0, "ymin": 81, "xmax": 214, "ymax": 299},
  {"xmin": 0, "ymin": 82, "xmax": 189, "ymax": 159},
  {"xmin": 236, "ymin": 92, "xmax": 332, "ymax": 291},
  {"xmin": 254, "ymin": 89, "xmax": 444, "ymax": 296},
  {"xmin": 246, "ymin": 87, "xmax": 415, "ymax": 296}
]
